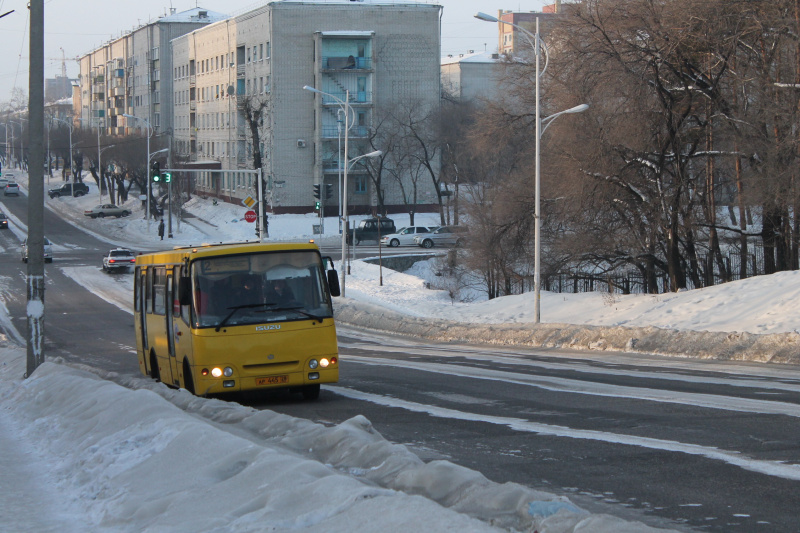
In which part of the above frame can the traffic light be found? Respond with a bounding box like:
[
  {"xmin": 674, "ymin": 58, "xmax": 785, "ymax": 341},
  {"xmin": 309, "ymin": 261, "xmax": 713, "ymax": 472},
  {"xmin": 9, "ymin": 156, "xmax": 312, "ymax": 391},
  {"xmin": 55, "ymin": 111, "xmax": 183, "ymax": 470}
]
[
  {"xmin": 325, "ymin": 183, "xmax": 333, "ymax": 200},
  {"xmin": 313, "ymin": 184, "xmax": 321, "ymax": 199},
  {"xmin": 151, "ymin": 161, "xmax": 161, "ymax": 183},
  {"xmin": 314, "ymin": 201, "xmax": 321, "ymax": 211},
  {"xmin": 163, "ymin": 172, "xmax": 172, "ymax": 183}
]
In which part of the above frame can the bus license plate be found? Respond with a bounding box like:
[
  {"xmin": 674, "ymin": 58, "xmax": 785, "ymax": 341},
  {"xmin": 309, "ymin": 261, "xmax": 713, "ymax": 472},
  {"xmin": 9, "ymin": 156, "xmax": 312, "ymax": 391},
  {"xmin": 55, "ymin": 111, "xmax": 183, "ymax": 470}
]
[{"xmin": 256, "ymin": 375, "xmax": 289, "ymax": 386}]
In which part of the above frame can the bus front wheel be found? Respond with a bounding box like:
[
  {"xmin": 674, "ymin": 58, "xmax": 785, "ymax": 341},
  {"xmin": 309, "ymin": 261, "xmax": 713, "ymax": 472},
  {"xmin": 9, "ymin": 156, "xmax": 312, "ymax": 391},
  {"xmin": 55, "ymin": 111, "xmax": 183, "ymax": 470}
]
[
  {"xmin": 183, "ymin": 360, "xmax": 196, "ymax": 395},
  {"xmin": 302, "ymin": 384, "xmax": 320, "ymax": 400}
]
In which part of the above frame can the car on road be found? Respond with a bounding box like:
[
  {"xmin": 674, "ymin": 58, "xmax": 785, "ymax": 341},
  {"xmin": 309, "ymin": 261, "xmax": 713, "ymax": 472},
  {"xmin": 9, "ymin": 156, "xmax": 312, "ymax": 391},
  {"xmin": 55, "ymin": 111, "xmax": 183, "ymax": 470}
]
[
  {"xmin": 84, "ymin": 204, "xmax": 131, "ymax": 219},
  {"xmin": 380, "ymin": 226, "xmax": 432, "ymax": 247},
  {"xmin": 102, "ymin": 248, "xmax": 136, "ymax": 272},
  {"xmin": 3, "ymin": 182, "xmax": 20, "ymax": 196},
  {"xmin": 347, "ymin": 217, "xmax": 396, "ymax": 245},
  {"xmin": 0, "ymin": 212, "xmax": 7, "ymax": 229},
  {"xmin": 414, "ymin": 225, "xmax": 470, "ymax": 249},
  {"xmin": 0, "ymin": 178, "xmax": 8, "ymax": 189},
  {"xmin": 48, "ymin": 182, "xmax": 89, "ymax": 198},
  {"xmin": 21, "ymin": 237, "xmax": 53, "ymax": 263}
]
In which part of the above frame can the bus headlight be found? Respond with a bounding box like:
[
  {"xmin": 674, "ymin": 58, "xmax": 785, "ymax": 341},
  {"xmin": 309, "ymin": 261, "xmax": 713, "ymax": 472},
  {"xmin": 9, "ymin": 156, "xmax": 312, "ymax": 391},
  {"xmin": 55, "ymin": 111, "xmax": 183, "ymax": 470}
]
[
  {"xmin": 223, "ymin": 367, "xmax": 233, "ymax": 377},
  {"xmin": 309, "ymin": 359, "xmax": 318, "ymax": 369},
  {"xmin": 320, "ymin": 358, "xmax": 330, "ymax": 368},
  {"xmin": 211, "ymin": 367, "xmax": 223, "ymax": 378}
]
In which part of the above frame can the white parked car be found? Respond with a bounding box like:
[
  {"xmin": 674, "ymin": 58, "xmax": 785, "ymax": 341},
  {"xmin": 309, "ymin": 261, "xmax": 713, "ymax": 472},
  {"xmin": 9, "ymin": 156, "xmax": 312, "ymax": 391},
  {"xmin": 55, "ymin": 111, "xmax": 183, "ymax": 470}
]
[
  {"xmin": 84, "ymin": 204, "xmax": 131, "ymax": 218},
  {"xmin": 380, "ymin": 226, "xmax": 432, "ymax": 247},
  {"xmin": 21, "ymin": 237, "xmax": 53, "ymax": 263}
]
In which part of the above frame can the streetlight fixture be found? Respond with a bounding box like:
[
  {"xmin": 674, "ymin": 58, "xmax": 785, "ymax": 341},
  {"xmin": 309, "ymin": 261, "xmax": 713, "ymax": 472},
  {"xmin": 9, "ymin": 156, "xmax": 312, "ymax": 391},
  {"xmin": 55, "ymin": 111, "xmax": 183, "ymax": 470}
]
[
  {"xmin": 123, "ymin": 113, "xmax": 153, "ymax": 231},
  {"xmin": 475, "ymin": 11, "xmax": 588, "ymax": 324},
  {"xmin": 303, "ymin": 84, "xmax": 355, "ymax": 292}
]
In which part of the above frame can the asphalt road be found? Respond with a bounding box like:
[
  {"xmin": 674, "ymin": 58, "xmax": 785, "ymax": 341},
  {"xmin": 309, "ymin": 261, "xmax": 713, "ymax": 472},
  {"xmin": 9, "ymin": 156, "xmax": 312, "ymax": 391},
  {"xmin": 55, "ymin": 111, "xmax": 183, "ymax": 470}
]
[{"xmin": 2, "ymin": 192, "xmax": 799, "ymax": 532}]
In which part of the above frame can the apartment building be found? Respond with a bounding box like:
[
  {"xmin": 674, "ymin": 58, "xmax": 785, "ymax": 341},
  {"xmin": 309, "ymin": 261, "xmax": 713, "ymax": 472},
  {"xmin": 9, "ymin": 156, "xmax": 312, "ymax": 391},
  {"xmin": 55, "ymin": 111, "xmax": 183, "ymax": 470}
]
[
  {"xmin": 498, "ymin": 2, "xmax": 562, "ymax": 56},
  {"xmin": 441, "ymin": 51, "xmax": 502, "ymax": 102},
  {"xmin": 172, "ymin": 0, "xmax": 443, "ymax": 214},
  {"xmin": 77, "ymin": 8, "xmax": 225, "ymax": 136}
]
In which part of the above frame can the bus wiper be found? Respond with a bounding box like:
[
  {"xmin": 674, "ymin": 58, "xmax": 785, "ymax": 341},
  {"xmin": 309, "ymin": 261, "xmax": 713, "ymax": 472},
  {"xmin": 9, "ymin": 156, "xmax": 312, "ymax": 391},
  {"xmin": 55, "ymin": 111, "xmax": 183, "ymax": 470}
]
[
  {"xmin": 216, "ymin": 302, "xmax": 278, "ymax": 331},
  {"xmin": 272, "ymin": 305, "xmax": 325, "ymax": 324}
]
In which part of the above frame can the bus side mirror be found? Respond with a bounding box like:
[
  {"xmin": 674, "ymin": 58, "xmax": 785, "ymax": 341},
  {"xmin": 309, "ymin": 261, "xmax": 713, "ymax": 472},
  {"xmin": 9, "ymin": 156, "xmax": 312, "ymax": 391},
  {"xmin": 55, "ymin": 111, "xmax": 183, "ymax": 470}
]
[
  {"xmin": 178, "ymin": 277, "xmax": 192, "ymax": 305},
  {"xmin": 327, "ymin": 270, "xmax": 341, "ymax": 297}
]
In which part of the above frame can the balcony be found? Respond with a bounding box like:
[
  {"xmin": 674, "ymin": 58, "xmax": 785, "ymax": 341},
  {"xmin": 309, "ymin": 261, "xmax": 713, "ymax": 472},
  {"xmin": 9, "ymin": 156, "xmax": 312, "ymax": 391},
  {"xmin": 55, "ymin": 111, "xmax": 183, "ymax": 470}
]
[
  {"xmin": 320, "ymin": 91, "xmax": 372, "ymax": 105},
  {"xmin": 114, "ymin": 69, "xmax": 124, "ymax": 78},
  {"xmin": 108, "ymin": 107, "xmax": 124, "ymax": 117},
  {"xmin": 322, "ymin": 56, "xmax": 372, "ymax": 70},
  {"xmin": 321, "ymin": 125, "xmax": 369, "ymax": 138},
  {"xmin": 236, "ymin": 64, "xmax": 245, "ymax": 77},
  {"xmin": 322, "ymin": 159, "xmax": 342, "ymax": 173},
  {"xmin": 189, "ymin": 75, "xmax": 196, "ymax": 86}
]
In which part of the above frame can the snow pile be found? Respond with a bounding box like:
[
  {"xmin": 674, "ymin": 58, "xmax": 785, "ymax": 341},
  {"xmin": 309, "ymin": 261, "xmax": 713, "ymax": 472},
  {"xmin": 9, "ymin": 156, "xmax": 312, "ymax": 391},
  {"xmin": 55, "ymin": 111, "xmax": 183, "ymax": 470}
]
[{"xmin": 0, "ymin": 346, "xmax": 675, "ymax": 532}]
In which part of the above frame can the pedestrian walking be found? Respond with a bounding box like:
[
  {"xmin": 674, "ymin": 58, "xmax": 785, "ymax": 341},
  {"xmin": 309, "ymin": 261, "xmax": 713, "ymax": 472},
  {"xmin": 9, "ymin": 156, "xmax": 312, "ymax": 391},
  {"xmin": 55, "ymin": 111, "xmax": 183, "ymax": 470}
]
[{"xmin": 158, "ymin": 219, "xmax": 165, "ymax": 240}]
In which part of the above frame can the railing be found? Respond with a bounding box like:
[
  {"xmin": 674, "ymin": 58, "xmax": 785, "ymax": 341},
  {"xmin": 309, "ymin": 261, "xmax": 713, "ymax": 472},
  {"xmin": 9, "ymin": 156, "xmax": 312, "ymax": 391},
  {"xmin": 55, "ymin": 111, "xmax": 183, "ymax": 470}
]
[
  {"xmin": 320, "ymin": 91, "xmax": 372, "ymax": 105},
  {"xmin": 322, "ymin": 56, "xmax": 372, "ymax": 70},
  {"xmin": 321, "ymin": 125, "xmax": 369, "ymax": 138}
]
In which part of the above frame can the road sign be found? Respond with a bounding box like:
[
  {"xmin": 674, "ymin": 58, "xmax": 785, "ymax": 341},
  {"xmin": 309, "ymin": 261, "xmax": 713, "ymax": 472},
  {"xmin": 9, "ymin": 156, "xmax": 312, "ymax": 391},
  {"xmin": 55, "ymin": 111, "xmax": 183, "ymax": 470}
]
[
  {"xmin": 244, "ymin": 210, "xmax": 258, "ymax": 223},
  {"xmin": 242, "ymin": 195, "xmax": 256, "ymax": 208}
]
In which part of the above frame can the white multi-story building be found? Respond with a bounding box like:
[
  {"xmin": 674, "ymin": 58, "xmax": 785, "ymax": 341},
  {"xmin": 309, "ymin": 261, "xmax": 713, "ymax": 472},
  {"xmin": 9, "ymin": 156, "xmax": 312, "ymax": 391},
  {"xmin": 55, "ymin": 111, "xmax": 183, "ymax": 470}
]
[
  {"xmin": 77, "ymin": 8, "xmax": 225, "ymax": 136},
  {"xmin": 172, "ymin": 0, "xmax": 443, "ymax": 214},
  {"xmin": 441, "ymin": 51, "xmax": 502, "ymax": 102}
]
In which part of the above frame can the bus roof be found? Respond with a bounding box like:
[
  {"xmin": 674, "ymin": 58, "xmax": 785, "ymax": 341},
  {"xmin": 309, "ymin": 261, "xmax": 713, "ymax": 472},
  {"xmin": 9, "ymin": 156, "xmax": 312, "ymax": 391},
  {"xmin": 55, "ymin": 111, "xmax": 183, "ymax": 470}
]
[{"xmin": 135, "ymin": 240, "xmax": 322, "ymax": 266}]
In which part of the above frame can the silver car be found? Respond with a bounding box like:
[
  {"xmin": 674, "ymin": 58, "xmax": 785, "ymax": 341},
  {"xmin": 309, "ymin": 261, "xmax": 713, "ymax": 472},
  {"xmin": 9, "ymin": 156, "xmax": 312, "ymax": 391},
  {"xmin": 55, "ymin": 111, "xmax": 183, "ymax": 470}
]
[
  {"xmin": 3, "ymin": 182, "xmax": 20, "ymax": 196},
  {"xmin": 380, "ymin": 226, "xmax": 431, "ymax": 247},
  {"xmin": 414, "ymin": 225, "xmax": 470, "ymax": 249},
  {"xmin": 21, "ymin": 237, "xmax": 53, "ymax": 263},
  {"xmin": 84, "ymin": 204, "xmax": 131, "ymax": 218}
]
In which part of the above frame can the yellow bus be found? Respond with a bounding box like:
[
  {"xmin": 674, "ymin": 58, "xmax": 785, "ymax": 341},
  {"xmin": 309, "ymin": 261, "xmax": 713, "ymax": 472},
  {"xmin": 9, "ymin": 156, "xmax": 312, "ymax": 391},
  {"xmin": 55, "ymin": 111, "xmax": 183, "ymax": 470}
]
[{"xmin": 134, "ymin": 240, "xmax": 341, "ymax": 399}]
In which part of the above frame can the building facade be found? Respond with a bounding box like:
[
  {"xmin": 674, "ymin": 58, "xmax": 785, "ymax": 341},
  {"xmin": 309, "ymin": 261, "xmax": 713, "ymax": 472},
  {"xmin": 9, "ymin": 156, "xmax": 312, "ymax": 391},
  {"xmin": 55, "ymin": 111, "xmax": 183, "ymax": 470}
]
[
  {"xmin": 77, "ymin": 8, "xmax": 225, "ymax": 137},
  {"xmin": 441, "ymin": 51, "xmax": 502, "ymax": 102},
  {"xmin": 172, "ymin": 1, "xmax": 443, "ymax": 214},
  {"xmin": 497, "ymin": 2, "xmax": 561, "ymax": 56}
]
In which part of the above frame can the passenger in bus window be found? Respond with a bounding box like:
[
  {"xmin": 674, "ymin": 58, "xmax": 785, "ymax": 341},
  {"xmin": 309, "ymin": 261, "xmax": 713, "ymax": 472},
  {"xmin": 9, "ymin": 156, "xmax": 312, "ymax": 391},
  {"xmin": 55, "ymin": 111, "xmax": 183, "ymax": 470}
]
[{"xmin": 271, "ymin": 279, "xmax": 295, "ymax": 305}]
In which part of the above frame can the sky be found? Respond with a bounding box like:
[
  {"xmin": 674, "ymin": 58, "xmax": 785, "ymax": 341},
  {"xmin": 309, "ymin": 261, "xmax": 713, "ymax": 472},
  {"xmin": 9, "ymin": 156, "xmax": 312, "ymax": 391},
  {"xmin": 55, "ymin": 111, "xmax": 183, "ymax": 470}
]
[
  {"xmin": 1, "ymin": 169, "xmax": 799, "ymax": 531},
  {"xmin": 0, "ymin": 0, "xmax": 551, "ymax": 102}
]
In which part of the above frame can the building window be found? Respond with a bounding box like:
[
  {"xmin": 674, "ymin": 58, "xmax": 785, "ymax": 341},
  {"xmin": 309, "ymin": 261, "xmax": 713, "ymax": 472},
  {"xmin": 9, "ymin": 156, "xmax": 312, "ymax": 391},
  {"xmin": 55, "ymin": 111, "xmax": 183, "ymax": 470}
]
[
  {"xmin": 266, "ymin": 41, "xmax": 270, "ymax": 58},
  {"xmin": 355, "ymin": 176, "xmax": 367, "ymax": 194},
  {"xmin": 259, "ymin": 43, "xmax": 263, "ymax": 60}
]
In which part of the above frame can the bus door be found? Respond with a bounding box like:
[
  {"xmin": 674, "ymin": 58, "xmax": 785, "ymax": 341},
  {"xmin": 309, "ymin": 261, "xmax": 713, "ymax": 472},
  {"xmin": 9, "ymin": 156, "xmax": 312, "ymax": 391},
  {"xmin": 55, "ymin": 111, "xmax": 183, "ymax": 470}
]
[
  {"xmin": 137, "ymin": 268, "xmax": 149, "ymax": 370},
  {"xmin": 166, "ymin": 271, "xmax": 180, "ymax": 387}
]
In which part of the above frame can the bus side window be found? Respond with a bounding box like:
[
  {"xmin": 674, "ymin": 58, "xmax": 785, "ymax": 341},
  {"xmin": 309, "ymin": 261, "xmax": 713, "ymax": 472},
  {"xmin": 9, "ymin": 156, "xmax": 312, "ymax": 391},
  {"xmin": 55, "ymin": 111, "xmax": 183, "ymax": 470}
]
[
  {"xmin": 180, "ymin": 267, "xmax": 191, "ymax": 324},
  {"xmin": 145, "ymin": 268, "xmax": 154, "ymax": 314},
  {"xmin": 153, "ymin": 268, "xmax": 166, "ymax": 316}
]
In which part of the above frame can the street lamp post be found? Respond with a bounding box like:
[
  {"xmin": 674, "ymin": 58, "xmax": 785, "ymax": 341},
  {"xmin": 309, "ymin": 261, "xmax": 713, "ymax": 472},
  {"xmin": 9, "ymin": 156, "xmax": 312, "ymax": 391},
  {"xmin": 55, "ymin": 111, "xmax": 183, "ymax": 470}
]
[
  {"xmin": 123, "ymin": 114, "xmax": 152, "ymax": 231},
  {"xmin": 476, "ymin": 11, "xmax": 588, "ymax": 324}
]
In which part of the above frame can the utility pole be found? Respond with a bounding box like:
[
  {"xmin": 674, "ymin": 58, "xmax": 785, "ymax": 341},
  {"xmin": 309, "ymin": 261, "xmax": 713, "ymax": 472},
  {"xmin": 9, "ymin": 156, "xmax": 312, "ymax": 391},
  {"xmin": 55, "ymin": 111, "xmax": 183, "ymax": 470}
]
[{"xmin": 27, "ymin": 0, "xmax": 45, "ymax": 377}]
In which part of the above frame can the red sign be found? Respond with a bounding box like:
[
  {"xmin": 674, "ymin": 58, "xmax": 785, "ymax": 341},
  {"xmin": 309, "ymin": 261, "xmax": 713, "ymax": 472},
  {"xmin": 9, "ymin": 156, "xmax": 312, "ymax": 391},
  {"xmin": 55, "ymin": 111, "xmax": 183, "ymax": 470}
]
[{"xmin": 244, "ymin": 210, "xmax": 258, "ymax": 223}]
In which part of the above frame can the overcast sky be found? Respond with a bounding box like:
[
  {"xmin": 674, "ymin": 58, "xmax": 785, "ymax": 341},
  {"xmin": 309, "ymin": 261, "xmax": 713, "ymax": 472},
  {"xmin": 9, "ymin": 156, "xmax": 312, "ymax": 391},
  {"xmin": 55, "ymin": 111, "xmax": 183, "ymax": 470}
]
[{"xmin": 0, "ymin": 0, "xmax": 549, "ymax": 102}]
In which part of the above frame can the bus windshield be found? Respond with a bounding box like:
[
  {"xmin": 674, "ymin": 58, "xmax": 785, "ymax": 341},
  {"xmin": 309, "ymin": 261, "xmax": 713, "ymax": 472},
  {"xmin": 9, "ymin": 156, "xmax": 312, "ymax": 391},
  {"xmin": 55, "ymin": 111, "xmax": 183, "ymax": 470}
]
[{"xmin": 191, "ymin": 250, "xmax": 333, "ymax": 329}]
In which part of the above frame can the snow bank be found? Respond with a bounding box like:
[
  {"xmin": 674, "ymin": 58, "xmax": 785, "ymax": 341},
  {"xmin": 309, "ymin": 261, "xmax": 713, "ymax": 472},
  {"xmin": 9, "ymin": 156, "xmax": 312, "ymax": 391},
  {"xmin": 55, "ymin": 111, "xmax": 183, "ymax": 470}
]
[
  {"xmin": 0, "ymin": 345, "xmax": 676, "ymax": 533},
  {"xmin": 333, "ymin": 299, "xmax": 800, "ymax": 365}
]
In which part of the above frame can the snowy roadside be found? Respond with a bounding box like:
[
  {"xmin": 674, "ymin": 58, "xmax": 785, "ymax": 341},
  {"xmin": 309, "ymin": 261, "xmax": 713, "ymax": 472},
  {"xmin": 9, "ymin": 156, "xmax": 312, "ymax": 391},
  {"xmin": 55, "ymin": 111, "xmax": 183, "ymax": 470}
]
[
  {"xmin": 333, "ymin": 298, "xmax": 800, "ymax": 365},
  {"xmin": 0, "ymin": 342, "xmax": 677, "ymax": 533}
]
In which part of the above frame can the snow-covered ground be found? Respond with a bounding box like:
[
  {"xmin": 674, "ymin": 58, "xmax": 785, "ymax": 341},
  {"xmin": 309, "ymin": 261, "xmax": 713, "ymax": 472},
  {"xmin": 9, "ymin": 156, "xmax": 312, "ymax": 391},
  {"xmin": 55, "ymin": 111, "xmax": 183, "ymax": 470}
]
[{"xmin": 2, "ymin": 171, "xmax": 798, "ymax": 532}]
